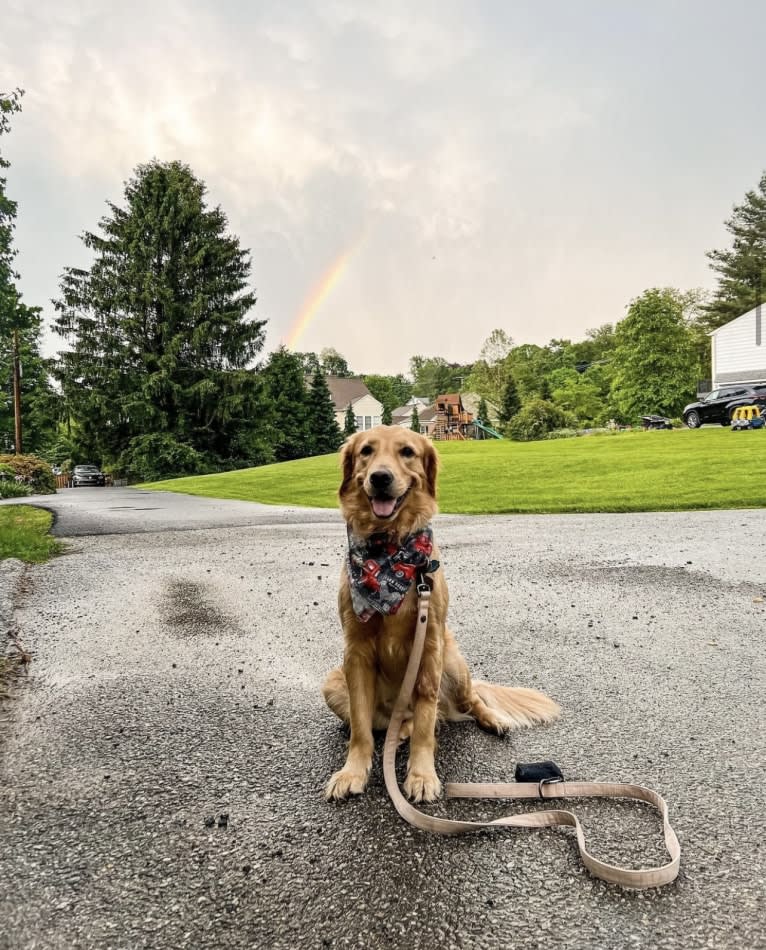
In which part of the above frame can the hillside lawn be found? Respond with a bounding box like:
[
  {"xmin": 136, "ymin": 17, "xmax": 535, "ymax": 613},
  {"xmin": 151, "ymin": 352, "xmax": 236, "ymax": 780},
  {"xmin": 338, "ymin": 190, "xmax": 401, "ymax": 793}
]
[{"xmin": 141, "ymin": 428, "xmax": 766, "ymax": 515}]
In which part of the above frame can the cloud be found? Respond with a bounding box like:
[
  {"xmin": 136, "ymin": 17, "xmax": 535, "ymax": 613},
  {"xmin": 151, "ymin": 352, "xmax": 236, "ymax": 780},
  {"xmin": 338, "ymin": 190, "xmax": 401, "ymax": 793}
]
[{"xmin": 9, "ymin": 0, "xmax": 741, "ymax": 374}]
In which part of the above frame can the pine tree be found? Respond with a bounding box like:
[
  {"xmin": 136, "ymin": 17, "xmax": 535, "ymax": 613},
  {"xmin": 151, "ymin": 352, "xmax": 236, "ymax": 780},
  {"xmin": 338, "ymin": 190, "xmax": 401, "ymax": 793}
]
[
  {"xmin": 498, "ymin": 375, "xmax": 521, "ymax": 425},
  {"xmin": 476, "ymin": 396, "xmax": 489, "ymax": 424},
  {"xmin": 53, "ymin": 160, "xmax": 270, "ymax": 476},
  {"xmin": 343, "ymin": 404, "xmax": 356, "ymax": 437},
  {"xmin": 703, "ymin": 171, "xmax": 766, "ymax": 330},
  {"xmin": 0, "ymin": 88, "xmax": 57, "ymax": 455},
  {"xmin": 0, "ymin": 89, "xmax": 23, "ymax": 318},
  {"xmin": 0, "ymin": 302, "xmax": 58, "ymax": 453},
  {"xmin": 410, "ymin": 406, "xmax": 420, "ymax": 432},
  {"xmin": 263, "ymin": 347, "xmax": 313, "ymax": 461},
  {"xmin": 382, "ymin": 404, "xmax": 393, "ymax": 425},
  {"xmin": 307, "ymin": 368, "xmax": 343, "ymax": 455}
]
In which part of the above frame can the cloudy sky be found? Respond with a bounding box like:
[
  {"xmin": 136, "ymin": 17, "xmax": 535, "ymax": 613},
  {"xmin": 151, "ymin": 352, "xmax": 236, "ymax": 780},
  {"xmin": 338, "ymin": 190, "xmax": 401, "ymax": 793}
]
[{"xmin": 2, "ymin": 0, "xmax": 765, "ymax": 373}]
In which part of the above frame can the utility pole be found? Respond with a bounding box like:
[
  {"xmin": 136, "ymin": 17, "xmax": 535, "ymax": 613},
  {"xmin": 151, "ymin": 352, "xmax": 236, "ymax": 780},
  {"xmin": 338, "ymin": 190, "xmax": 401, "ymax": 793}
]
[{"xmin": 12, "ymin": 326, "xmax": 22, "ymax": 454}]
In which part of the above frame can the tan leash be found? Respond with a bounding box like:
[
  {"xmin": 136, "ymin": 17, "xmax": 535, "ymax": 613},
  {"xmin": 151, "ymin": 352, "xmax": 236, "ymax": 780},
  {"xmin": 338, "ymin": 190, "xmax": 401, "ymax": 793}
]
[{"xmin": 382, "ymin": 584, "xmax": 681, "ymax": 889}]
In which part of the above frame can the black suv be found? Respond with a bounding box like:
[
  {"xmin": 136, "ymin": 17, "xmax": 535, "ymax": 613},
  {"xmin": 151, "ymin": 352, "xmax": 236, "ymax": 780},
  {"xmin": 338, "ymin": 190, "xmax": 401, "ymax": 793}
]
[{"xmin": 683, "ymin": 384, "xmax": 766, "ymax": 428}]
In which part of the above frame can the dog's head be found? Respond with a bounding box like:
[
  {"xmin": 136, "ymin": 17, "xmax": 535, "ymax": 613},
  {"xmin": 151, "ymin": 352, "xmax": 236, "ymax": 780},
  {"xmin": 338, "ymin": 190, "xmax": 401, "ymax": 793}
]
[{"xmin": 339, "ymin": 425, "xmax": 439, "ymax": 538}]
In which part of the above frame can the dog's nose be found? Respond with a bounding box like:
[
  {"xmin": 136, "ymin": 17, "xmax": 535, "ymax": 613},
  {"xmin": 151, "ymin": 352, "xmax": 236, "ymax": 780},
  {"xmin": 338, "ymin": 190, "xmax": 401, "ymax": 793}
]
[{"xmin": 369, "ymin": 469, "xmax": 394, "ymax": 492}]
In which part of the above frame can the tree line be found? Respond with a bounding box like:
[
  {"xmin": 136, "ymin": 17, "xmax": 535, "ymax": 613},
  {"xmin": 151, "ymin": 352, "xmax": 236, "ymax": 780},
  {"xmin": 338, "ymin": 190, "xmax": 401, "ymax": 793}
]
[{"xmin": 2, "ymin": 88, "xmax": 766, "ymax": 478}]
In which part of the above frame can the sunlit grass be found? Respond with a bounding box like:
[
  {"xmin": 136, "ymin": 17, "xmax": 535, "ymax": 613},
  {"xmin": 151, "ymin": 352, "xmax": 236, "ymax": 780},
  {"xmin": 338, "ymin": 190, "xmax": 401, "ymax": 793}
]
[{"xmin": 142, "ymin": 428, "xmax": 766, "ymax": 514}]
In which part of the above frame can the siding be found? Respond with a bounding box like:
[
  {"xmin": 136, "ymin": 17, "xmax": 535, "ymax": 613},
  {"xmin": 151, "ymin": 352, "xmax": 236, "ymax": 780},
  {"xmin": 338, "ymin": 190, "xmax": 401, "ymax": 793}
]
[
  {"xmin": 334, "ymin": 393, "xmax": 383, "ymax": 431},
  {"xmin": 712, "ymin": 305, "xmax": 766, "ymax": 385}
]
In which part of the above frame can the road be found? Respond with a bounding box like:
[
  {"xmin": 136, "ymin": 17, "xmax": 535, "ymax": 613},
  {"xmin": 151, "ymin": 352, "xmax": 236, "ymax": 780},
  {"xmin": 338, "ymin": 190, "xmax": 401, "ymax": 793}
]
[{"xmin": 1, "ymin": 488, "xmax": 765, "ymax": 949}]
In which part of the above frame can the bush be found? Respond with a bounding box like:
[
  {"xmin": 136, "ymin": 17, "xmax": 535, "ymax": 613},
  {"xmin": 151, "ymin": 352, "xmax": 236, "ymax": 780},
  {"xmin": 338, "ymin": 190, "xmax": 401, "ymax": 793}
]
[
  {"xmin": 546, "ymin": 428, "xmax": 581, "ymax": 440},
  {"xmin": 506, "ymin": 400, "xmax": 575, "ymax": 442},
  {"xmin": 117, "ymin": 434, "xmax": 213, "ymax": 482},
  {"xmin": 0, "ymin": 478, "xmax": 32, "ymax": 499},
  {"xmin": 0, "ymin": 454, "xmax": 57, "ymax": 494}
]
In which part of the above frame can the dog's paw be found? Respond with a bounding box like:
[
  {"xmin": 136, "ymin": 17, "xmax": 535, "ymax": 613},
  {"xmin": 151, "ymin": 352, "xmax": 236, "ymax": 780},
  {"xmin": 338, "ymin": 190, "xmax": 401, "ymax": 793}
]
[
  {"xmin": 324, "ymin": 768, "xmax": 369, "ymax": 801},
  {"xmin": 404, "ymin": 769, "xmax": 442, "ymax": 803},
  {"xmin": 475, "ymin": 710, "xmax": 513, "ymax": 737}
]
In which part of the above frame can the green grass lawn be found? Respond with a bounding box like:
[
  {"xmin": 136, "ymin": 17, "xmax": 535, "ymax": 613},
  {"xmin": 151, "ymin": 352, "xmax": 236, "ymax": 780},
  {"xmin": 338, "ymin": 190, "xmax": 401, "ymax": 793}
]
[
  {"xmin": 142, "ymin": 428, "xmax": 766, "ymax": 514},
  {"xmin": 0, "ymin": 506, "xmax": 61, "ymax": 562}
]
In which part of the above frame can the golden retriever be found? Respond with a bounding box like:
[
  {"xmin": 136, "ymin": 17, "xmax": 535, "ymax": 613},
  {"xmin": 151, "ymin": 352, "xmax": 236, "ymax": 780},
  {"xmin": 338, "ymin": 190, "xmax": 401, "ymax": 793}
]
[{"xmin": 322, "ymin": 425, "xmax": 559, "ymax": 803}]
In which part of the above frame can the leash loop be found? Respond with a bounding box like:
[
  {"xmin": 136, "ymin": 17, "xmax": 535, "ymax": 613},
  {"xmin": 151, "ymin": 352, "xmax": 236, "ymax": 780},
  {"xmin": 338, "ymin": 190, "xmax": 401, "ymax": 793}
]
[{"xmin": 382, "ymin": 588, "xmax": 682, "ymax": 889}]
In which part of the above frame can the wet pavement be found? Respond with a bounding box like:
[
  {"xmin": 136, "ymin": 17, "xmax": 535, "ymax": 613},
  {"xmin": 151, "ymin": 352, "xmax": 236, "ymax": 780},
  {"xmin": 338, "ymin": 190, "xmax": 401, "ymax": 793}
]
[{"xmin": 1, "ymin": 489, "xmax": 765, "ymax": 949}]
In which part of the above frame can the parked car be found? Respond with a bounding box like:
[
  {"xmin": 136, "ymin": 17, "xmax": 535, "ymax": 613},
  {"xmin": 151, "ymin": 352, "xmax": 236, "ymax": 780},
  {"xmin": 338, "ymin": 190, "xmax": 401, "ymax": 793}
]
[
  {"xmin": 683, "ymin": 385, "xmax": 766, "ymax": 428},
  {"xmin": 71, "ymin": 464, "xmax": 106, "ymax": 487}
]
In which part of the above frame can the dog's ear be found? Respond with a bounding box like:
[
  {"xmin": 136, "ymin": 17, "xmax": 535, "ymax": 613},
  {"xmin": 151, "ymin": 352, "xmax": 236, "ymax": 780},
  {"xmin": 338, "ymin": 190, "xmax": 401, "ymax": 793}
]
[
  {"xmin": 339, "ymin": 434, "xmax": 358, "ymax": 497},
  {"xmin": 423, "ymin": 439, "xmax": 439, "ymax": 498}
]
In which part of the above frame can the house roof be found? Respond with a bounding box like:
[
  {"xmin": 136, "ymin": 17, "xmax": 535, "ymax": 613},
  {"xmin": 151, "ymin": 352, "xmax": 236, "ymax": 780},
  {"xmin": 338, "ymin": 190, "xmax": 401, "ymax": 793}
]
[
  {"xmin": 709, "ymin": 302, "xmax": 764, "ymax": 336},
  {"xmin": 324, "ymin": 376, "xmax": 374, "ymax": 412}
]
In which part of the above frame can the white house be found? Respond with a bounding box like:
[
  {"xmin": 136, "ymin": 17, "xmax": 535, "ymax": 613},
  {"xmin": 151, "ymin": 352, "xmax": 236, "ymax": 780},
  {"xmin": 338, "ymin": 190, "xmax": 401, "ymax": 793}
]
[
  {"xmin": 711, "ymin": 303, "xmax": 765, "ymax": 388},
  {"xmin": 324, "ymin": 377, "xmax": 383, "ymax": 432}
]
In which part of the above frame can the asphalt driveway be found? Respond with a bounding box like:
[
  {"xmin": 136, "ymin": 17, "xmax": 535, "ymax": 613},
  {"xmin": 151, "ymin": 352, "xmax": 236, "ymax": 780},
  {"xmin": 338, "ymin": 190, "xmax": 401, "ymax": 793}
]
[{"xmin": 1, "ymin": 488, "xmax": 764, "ymax": 949}]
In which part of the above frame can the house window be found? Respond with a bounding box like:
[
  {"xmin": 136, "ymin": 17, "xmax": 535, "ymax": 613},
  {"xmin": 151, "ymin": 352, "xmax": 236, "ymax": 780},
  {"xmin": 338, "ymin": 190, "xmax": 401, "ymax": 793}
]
[
  {"xmin": 364, "ymin": 415, "xmax": 372, "ymax": 429},
  {"xmin": 373, "ymin": 416, "xmax": 381, "ymax": 427},
  {"xmin": 355, "ymin": 416, "xmax": 363, "ymax": 431}
]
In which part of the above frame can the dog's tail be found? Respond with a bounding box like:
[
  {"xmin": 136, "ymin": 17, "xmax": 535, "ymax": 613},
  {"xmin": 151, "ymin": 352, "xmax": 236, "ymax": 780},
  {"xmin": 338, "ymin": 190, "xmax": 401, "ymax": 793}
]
[{"xmin": 473, "ymin": 682, "xmax": 560, "ymax": 730}]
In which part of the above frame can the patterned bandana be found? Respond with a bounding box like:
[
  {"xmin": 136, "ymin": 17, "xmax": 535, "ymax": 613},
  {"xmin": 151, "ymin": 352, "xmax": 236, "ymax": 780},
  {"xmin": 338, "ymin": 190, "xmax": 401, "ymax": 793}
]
[{"xmin": 346, "ymin": 525, "xmax": 439, "ymax": 621}]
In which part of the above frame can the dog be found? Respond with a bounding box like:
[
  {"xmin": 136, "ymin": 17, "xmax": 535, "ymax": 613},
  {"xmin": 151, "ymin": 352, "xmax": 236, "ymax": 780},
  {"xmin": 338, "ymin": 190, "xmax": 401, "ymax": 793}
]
[{"xmin": 322, "ymin": 425, "xmax": 559, "ymax": 803}]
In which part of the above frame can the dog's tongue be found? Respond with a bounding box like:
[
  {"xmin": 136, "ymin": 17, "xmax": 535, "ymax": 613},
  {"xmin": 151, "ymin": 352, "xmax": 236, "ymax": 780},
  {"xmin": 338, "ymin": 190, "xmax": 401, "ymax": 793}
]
[{"xmin": 371, "ymin": 497, "xmax": 397, "ymax": 518}]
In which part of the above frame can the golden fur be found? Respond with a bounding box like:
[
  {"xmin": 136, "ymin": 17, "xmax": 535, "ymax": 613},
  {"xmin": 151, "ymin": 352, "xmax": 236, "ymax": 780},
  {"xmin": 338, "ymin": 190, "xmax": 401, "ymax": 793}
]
[{"xmin": 322, "ymin": 425, "xmax": 559, "ymax": 803}]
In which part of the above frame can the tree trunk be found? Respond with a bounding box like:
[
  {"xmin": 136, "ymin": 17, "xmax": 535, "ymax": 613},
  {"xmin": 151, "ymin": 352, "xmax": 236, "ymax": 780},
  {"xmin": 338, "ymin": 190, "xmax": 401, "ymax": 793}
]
[{"xmin": 12, "ymin": 328, "xmax": 23, "ymax": 455}]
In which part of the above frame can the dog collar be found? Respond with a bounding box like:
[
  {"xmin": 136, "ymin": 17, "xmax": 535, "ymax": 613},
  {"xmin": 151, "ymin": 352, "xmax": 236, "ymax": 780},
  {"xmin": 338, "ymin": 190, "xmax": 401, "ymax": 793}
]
[{"xmin": 346, "ymin": 525, "xmax": 440, "ymax": 622}]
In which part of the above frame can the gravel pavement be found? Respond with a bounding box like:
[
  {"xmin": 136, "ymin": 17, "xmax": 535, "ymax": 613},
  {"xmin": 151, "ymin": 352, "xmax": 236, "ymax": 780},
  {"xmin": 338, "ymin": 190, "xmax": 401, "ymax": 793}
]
[{"xmin": 1, "ymin": 489, "xmax": 765, "ymax": 949}]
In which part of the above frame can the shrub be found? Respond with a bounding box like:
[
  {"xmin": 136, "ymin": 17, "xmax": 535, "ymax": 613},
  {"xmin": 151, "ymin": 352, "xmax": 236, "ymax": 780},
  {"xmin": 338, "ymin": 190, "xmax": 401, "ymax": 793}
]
[
  {"xmin": 0, "ymin": 454, "xmax": 57, "ymax": 494},
  {"xmin": 117, "ymin": 434, "xmax": 213, "ymax": 482},
  {"xmin": 506, "ymin": 400, "xmax": 575, "ymax": 442},
  {"xmin": 0, "ymin": 478, "xmax": 32, "ymax": 499},
  {"xmin": 547, "ymin": 428, "xmax": 581, "ymax": 440}
]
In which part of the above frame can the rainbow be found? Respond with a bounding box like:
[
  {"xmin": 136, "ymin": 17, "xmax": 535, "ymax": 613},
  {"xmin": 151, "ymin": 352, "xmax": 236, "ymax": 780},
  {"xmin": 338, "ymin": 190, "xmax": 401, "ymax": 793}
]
[{"xmin": 285, "ymin": 235, "xmax": 365, "ymax": 350}]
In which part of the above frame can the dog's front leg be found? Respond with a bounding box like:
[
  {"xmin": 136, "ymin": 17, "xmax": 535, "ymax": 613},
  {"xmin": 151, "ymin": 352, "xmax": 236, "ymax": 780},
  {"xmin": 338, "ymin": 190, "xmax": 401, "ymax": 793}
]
[
  {"xmin": 403, "ymin": 630, "xmax": 444, "ymax": 803},
  {"xmin": 325, "ymin": 642, "xmax": 376, "ymax": 800}
]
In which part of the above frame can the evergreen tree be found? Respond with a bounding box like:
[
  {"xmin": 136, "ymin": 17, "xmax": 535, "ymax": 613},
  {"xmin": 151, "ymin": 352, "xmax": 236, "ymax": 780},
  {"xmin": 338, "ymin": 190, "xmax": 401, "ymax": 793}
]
[
  {"xmin": 343, "ymin": 404, "xmax": 356, "ymax": 437},
  {"xmin": 307, "ymin": 368, "xmax": 343, "ymax": 455},
  {"xmin": 498, "ymin": 375, "xmax": 521, "ymax": 425},
  {"xmin": 263, "ymin": 347, "xmax": 313, "ymax": 461},
  {"xmin": 53, "ymin": 160, "xmax": 270, "ymax": 476},
  {"xmin": 382, "ymin": 404, "xmax": 392, "ymax": 425},
  {"xmin": 610, "ymin": 288, "xmax": 698, "ymax": 420},
  {"xmin": 0, "ymin": 88, "xmax": 57, "ymax": 454},
  {"xmin": 703, "ymin": 171, "xmax": 766, "ymax": 331},
  {"xmin": 0, "ymin": 301, "xmax": 58, "ymax": 454},
  {"xmin": 410, "ymin": 406, "xmax": 420, "ymax": 432},
  {"xmin": 476, "ymin": 396, "xmax": 489, "ymax": 424}
]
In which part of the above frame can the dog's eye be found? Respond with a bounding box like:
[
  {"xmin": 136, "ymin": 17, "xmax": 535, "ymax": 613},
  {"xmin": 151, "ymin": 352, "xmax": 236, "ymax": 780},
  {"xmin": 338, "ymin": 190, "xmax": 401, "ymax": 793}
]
[
  {"xmin": 360, "ymin": 445, "xmax": 374, "ymax": 457},
  {"xmin": 400, "ymin": 446, "xmax": 416, "ymax": 458}
]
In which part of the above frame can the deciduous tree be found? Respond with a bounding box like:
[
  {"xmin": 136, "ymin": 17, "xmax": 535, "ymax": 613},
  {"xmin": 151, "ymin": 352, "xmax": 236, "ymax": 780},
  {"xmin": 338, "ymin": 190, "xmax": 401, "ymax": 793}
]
[{"xmin": 610, "ymin": 288, "xmax": 699, "ymax": 420}]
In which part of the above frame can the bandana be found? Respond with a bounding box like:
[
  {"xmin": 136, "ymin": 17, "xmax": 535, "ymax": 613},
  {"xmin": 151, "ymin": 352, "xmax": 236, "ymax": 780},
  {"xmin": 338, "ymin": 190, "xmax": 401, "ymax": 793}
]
[{"xmin": 346, "ymin": 526, "xmax": 439, "ymax": 621}]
